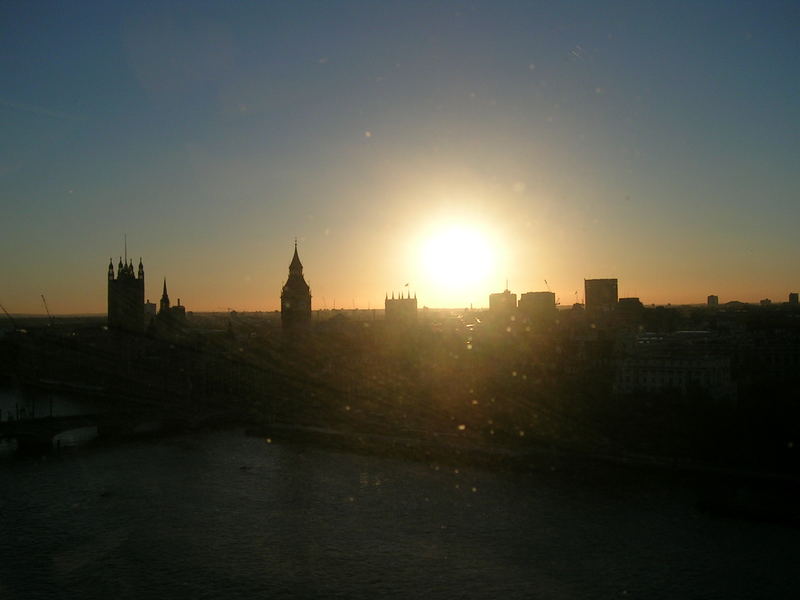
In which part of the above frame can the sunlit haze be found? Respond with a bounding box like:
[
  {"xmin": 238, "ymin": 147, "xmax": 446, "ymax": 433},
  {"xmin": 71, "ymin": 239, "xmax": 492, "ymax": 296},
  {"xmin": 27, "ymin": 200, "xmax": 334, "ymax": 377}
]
[
  {"xmin": 417, "ymin": 222, "xmax": 502, "ymax": 308},
  {"xmin": 1, "ymin": 1, "xmax": 798, "ymax": 313}
]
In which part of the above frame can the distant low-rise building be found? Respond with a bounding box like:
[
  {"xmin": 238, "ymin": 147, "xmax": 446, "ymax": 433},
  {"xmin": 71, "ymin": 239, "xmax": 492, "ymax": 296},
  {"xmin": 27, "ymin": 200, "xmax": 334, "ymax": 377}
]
[
  {"xmin": 144, "ymin": 298, "xmax": 158, "ymax": 327},
  {"xmin": 144, "ymin": 300, "xmax": 157, "ymax": 321},
  {"xmin": 618, "ymin": 297, "xmax": 643, "ymax": 311},
  {"xmin": 736, "ymin": 329, "xmax": 800, "ymax": 386},
  {"xmin": 385, "ymin": 290, "xmax": 417, "ymax": 325},
  {"xmin": 707, "ymin": 295, "xmax": 719, "ymax": 306},
  {"xmin": 789, "ymin": 292, "xmax": 798, "ymax": 305},
  {"xmin": 615, "ymin": 331, "xmax": 735, "ymax": 399}
]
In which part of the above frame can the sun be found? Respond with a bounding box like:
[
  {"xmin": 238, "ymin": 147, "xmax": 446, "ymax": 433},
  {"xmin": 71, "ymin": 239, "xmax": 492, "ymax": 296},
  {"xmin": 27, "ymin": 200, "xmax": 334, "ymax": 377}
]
[{"xmin": 417, "ymin": 223, "xmax": 499, "ymax": 306}]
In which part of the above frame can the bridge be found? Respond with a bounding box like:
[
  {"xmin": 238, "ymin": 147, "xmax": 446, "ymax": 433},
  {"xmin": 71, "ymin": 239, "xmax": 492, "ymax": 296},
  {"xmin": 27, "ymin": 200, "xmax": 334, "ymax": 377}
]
[{"xmin": 0, "ymin": 414, "xmax": 100, "ymax": 453}]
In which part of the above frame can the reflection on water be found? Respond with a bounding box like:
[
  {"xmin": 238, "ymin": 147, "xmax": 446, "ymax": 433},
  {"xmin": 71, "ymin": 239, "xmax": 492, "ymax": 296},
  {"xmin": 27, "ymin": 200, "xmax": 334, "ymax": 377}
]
[
  {"xmin": 53, "ymin": 426, "xmax": 99, "ymax": 448},
  {"xmin": 0, "ymin": 437, "xmax": 17, "ymax": 456},
  {"xmin": 0, "ymin": 386, "xmax": 101, "ymax": 454},
  {"xmin": 0, "ymin": 387, "xmax": 104, "ymax": 421},
  {"xmin": 0, "ymin": 430, "xmax": 797, "ymax": 599}
]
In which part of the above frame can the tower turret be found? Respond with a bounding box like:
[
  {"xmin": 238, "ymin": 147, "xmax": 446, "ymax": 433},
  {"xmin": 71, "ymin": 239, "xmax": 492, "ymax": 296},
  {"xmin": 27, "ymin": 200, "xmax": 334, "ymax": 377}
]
[
  {"xmin": 138, "ymin": 257, "xmax": 144, "ymax": 280},
  {"xmin": 108, "ymin": 247, "xmax": 145, "ymax": 333},
  {"xmin": 281, "ymin": 241, "xmax": 312, "ymax": 331},
  {"xmin": 385, "ymin": 287, "xmax": 418, "ymax": 326}
]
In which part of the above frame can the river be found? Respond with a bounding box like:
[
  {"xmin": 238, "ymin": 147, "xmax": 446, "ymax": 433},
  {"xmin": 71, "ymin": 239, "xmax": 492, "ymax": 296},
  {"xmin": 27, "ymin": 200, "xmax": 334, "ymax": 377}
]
[
  {"xmin": 0, "ymin": 429, "xmax": 797, "ymax": 599},
  {"xmin": 0, "ymin": 386, "xmax": 106, "ymax": 421}
]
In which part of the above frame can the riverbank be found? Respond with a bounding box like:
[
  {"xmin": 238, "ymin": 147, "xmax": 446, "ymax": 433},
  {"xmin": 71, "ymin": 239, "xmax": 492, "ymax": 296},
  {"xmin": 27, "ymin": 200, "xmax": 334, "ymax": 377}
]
[{"xmin": 249, "ymin": 421, "xmax": 800, "ymax": 485}]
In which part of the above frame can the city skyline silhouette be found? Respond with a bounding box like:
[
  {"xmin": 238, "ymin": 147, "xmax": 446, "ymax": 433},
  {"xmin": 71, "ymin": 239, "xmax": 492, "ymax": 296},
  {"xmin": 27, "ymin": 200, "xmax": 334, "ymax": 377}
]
[
  {"xmin": 0, "ymin": 234, "xmax": 797, "ymax": 317},
  {"xmin": 2, "ymin": 3, "xmax": 798, "ymax": 313},
  {"xmin": 2, "ymin": 5, "xmax": 800, "ymax": 597}
]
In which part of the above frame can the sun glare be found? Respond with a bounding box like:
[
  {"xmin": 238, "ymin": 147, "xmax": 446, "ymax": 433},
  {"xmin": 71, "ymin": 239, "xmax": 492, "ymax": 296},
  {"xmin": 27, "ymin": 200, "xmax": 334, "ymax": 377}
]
[{"xmin": 418, "ymin": 223, "xmax": 498, "ymax": 306}]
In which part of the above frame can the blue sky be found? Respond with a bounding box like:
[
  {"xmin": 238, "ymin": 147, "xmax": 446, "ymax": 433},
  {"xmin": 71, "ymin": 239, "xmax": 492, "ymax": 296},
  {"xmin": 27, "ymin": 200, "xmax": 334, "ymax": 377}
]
[{"xmin": 1, "ymin": 1, "xmax": 798, "ymax": 312}]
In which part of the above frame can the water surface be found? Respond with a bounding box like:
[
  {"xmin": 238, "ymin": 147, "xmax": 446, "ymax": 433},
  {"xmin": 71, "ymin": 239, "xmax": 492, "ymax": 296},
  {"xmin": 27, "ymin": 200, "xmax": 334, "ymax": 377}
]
[{"xmin": 1, "ymin": 431, "xmax": 796, "ymax": 599}]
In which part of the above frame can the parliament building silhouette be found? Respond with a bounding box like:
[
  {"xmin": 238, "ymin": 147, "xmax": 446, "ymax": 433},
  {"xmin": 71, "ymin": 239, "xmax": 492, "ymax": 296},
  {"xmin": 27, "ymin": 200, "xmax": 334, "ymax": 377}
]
[{"xmin": 107, "ymin": 256, "xmax": 144, "ymax": 334}]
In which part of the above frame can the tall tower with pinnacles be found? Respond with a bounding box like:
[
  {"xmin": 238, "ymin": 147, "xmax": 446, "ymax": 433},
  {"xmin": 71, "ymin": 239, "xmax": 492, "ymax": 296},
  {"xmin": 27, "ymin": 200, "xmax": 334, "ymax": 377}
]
[{"xmin": 107, "ymin": 251, "xmax": 145, "ymax": 333}]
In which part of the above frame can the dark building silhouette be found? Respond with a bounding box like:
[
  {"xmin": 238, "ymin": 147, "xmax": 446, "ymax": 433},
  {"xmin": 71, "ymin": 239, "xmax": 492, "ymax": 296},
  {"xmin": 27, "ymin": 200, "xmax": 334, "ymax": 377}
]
[
  {"xmin": 614, "ymin": 331, "xmax": 734, "ymax": 399},
  {"xmin": 584, "ymin": 278, "xmax": 618, "ymax": 314},
  {"xmin": 489, "ymin": 289, "xmax": 517, "ymax": 314},
  {"xmin": 617, "ymin": 297, "xmax": 644, "ymax": 326},
  {"xmin": 618, "ymin": 297, "xmax": 643, "ymax": 311},
  {"xmin": 789, "ymin": 292, "xmax": 798, "ymax": 305},
  {"xmin": 107, "ymin": 256, "xmax": 144, "ymax": 333},
  {"xmin": 159, "ymin": 278, "xmax": 170, "ymax": 314},
  {"xmin": 518, "ymin": 291, "xmax": 556, "ymax": 320},
  {"xmin": 158, "ymin": 279, "xmax": 186, "ymax": 322},
  {"xmin": 144, "ymin": 299, "xmax": 157, "ymax": 321},
  {"xmin": 149, "ymin": 278, "xmax": 187, "ymax": 337},
  {"xmin": 385, "ymin": 290, "xmax": 417, "ymax": 325},
  {"xmin": 707, "ymin": 294, "xmax": 719, "ymax": 306},
  {"xmin": 281, "ymin": 242, "xmax": 312, "ymax": 330}
]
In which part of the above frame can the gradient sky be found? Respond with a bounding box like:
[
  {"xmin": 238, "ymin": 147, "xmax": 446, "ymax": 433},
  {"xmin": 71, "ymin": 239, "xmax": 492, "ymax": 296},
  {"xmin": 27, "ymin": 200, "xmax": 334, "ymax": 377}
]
[{"xmin": 1, "ymin": 1, "xmax": 798, "ymax": 313}]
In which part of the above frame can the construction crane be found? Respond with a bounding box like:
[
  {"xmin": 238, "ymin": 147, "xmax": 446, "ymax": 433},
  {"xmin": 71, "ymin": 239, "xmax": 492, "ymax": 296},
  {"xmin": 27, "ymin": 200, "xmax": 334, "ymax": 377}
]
[
  {"xmin": 0, "ymin": 302, "xmax": 16, "ymax": 331},
  {"xmin": 544, "ymin": 279, "xmax": 551, "ymax": 292},
  {"xmin": 41, "ymin": 294, "xmax": 54, "ymax": 325}
]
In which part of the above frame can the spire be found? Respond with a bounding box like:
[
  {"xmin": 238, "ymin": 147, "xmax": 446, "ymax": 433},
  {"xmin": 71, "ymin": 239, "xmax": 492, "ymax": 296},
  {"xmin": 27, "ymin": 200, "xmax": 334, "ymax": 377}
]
[
  {"xmin": 108, "ymin": 258, "xmax": 114, "ymax": 280},
  {"xmin": 280, "ymin": 239, "xmax": 312, "ymax": 330},
  {"xmin": 289, "ymin": 240, "xmax": 303, "ymax": 276},
  {"xmin": 138, "ymin": 257, "xmax": 144, "ymax": 279},
  {"xmin": 160, "ymin": 278, "xmax": 170, "ymax": 313}
]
